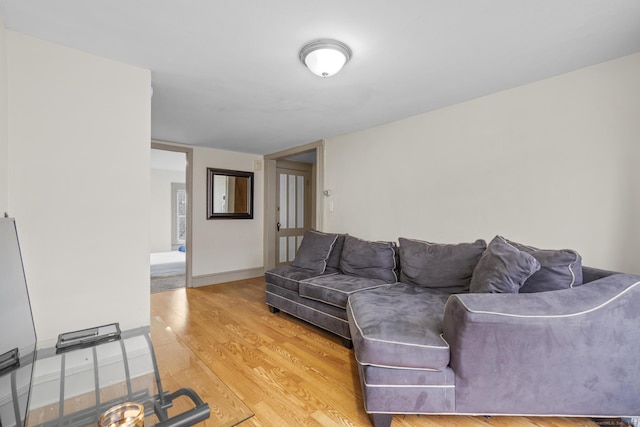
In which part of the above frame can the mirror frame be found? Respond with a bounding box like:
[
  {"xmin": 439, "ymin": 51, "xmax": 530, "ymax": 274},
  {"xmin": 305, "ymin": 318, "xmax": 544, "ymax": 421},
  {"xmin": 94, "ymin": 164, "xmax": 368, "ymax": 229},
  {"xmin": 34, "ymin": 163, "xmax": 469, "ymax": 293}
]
[{"xmin": 206, "ymin": 168, "xmax": 254, "ymax": 219}]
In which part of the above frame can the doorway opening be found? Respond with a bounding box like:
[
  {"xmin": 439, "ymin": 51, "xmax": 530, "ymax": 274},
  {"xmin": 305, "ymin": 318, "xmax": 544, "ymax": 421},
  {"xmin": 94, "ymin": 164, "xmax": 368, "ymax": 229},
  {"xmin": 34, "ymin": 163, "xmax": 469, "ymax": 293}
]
[{"xmin": 150, "ymin": 142, "xmax": 193, "ymax": 292}]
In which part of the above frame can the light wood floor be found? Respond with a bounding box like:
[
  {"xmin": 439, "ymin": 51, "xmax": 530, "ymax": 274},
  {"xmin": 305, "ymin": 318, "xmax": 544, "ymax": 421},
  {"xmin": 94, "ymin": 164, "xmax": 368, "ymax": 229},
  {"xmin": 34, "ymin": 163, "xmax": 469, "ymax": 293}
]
[{"xmin": 150, "ymin": 277, "xmax": 613, "ymax": 427}]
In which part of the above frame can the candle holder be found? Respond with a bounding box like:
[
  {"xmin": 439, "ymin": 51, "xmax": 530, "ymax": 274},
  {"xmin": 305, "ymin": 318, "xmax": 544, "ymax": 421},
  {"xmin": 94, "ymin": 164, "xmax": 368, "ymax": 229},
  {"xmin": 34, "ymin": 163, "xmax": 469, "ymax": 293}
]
[{"xmin": 99, "ymin": 402, "xmax": 144, "ymax": 427}]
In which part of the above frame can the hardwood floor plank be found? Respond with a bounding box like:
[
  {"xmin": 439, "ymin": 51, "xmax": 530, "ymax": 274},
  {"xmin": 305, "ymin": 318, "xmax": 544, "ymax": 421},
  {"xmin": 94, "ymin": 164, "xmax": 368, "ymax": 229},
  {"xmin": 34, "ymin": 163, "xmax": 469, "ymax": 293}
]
[
  {"xmin": 258, "ymin": 343, "xmax": 359, "ymax": 405},
  {"xmin": 149, "ymin": 312, "xmax": 253, "ymax": 426},
  {"xmin": 150, "ymin": 278, "xmax": 609, "ymax": 427}
]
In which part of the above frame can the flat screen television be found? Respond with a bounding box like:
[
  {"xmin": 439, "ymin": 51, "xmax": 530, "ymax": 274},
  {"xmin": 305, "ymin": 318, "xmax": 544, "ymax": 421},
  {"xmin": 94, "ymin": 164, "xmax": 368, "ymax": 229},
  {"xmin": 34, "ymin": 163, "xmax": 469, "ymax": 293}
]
[{"xmin": 0, "ymin": 218, "xmax": 37, "ymax": 427}]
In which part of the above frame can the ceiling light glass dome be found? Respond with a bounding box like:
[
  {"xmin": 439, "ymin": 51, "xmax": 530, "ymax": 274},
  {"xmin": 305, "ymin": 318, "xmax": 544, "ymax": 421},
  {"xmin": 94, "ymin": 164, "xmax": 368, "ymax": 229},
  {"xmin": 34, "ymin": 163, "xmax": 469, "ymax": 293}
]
[{"xmin": 299, "ymin": 39, "xmax": 352, "ymax": 77}]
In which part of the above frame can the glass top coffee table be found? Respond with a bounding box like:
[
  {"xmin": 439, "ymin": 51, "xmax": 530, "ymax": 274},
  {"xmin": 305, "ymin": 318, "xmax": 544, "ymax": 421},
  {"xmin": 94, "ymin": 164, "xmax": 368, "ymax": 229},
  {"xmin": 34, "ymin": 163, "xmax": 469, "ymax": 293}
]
[
  {"xmin": 1, "ymin": 218, "xmax": 252, "ymax": 427},
  {"xmin": 25, "ymin": 325, "xmax": 210, "ymax": 427}
]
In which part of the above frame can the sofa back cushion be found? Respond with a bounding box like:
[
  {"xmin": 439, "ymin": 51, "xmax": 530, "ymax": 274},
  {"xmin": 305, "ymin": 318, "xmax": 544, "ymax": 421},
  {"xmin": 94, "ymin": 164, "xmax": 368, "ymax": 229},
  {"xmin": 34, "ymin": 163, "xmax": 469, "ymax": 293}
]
[
  {"xmin": 470, "ymin": 236, "xmax": 541, "ymax": 293},
  {"xmin": 504, "ymin": 238, "xmax": 583, "ymax": 293},
  {"xmin": 326, "ymin": 233, "xmax": 347, "ymax": 271},
  {"xmin": 340, "ymin": 236, "xmax": 398, "ymax": 283},
  {"xmin": 291, "ymin": 230, "xmax": 339, "ymax": 273},
  {"xmin": 398, "ymin": 237, "xmax": 486, "ymax": 293}
]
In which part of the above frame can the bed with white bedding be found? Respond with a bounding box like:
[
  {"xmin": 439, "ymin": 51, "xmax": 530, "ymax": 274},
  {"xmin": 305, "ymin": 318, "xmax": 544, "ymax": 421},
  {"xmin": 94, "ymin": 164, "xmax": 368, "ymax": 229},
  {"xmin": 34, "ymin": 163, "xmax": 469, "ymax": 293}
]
[{"xmin": 150, "ymin": 251, "xmax": 185, "ymax": 278}]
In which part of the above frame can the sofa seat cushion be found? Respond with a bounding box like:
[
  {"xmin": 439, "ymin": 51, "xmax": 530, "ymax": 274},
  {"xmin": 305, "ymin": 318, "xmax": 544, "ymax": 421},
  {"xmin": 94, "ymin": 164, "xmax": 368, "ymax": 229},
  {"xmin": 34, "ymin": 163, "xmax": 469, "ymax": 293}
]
[
  {"xmin": 347, "ymin": 283, "xmax": 451, "ymax": 371},
  {"xmin": 359, "ymin": 364, "xmax": 456, "ymax": 413},
  {"xmin": 265, "ymin": 265, "xmax": 336, "ymax": 293},
  {"xmin": 265, "ymin": 283, "xmax": 351, "ymax": 339},
  {"xmin": 299, "ymin": 274, "xmax": 389, "ymax": 309}
]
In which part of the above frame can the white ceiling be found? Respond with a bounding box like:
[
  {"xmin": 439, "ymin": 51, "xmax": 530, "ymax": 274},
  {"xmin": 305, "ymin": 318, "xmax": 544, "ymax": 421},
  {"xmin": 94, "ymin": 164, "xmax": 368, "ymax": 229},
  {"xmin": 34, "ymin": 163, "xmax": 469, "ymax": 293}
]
[{"xmin": 2, "ymin": 1, "xmax": 639, "ymax": 155}]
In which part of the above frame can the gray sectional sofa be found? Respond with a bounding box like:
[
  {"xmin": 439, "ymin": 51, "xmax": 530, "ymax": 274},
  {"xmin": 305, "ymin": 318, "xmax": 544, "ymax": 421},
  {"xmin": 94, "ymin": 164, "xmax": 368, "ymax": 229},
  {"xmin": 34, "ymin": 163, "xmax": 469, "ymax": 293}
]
[
  {"xmin": 265, "ymin": 231, "xmax": 640, "ymax": 426},
  {"xmin": 265, "ymin": 231, "xmax": 396, "ymax": 348}
]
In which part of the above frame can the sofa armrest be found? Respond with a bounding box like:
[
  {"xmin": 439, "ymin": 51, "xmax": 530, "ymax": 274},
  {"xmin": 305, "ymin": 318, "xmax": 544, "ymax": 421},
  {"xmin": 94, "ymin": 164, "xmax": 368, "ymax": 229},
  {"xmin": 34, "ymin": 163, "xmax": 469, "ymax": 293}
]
[
  {"xmin": 582, "ymin": 265, "xmax": 618, "ymax": 283},
  {"xmin": 442, "ymin": 273, "xmax": 640, "ymax": 416},
  {"xmin": 446, "ymin": 273, "xmax": 638, "ymax": 318}
]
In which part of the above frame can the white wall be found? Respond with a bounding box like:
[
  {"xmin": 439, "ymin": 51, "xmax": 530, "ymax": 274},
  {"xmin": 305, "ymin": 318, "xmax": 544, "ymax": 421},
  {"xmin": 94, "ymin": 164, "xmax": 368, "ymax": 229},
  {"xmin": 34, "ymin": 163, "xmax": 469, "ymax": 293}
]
[
  {"xmin": 0, "ymin": 12, "xmax": 8, "ymax": 215},
  {"xmin": 191, "ymin": 147, "xmax": 263, "ymax": 279},
  {"xmin": 7, "ymin": 32, "xmax": 151, "ymax": 344},
  {"xmin": 324, "ymin": 53, "xmax": 640, "ymax": 275},
  {"xmin": 150, "ymin": 168, "xmax": 185, "ymax": 252}
]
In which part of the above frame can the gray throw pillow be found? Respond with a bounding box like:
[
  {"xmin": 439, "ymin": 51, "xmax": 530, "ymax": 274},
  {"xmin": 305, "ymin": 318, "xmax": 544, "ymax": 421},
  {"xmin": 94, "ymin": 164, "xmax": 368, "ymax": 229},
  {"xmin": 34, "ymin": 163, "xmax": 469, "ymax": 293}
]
[
  {"xmin": 340, "ymin": 236, "xmax": 398, "ymax": 283},
  {"xmin": 399, "ymin": 237, "xmax": 486, "ymax": 292},
  {"xmin": 291, "ymin": 230, "xmax": 339, "ymax": 273},
  {"xmin": 470, "ymin": 236, "xmax": 541, "ymax": 294},
  {"xmin": 299, "ymin": 230, "xmax": 346, "ymax": 270},
  {"xmin": 505, "ymin": 238, "xmax": 583, "ymax": 293}
]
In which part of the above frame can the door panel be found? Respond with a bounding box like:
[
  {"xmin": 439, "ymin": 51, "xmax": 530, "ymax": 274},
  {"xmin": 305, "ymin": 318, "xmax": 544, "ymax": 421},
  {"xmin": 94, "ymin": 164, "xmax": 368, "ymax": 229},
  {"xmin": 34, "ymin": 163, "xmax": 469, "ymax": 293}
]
[
  {"xmin": 171, "ymin": 182, "xmax": 186, "ymax": 250},
  {"xmin": 276, "ymin": 167, "xmax": 311, "ymax": 266}
]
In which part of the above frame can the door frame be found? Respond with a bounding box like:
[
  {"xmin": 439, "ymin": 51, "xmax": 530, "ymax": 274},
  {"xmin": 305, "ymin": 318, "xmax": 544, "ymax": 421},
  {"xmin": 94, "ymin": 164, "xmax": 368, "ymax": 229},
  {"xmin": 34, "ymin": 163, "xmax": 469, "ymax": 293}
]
[
  {"xmin": 151, "ymin": 141, "xmax": 194, "ymax": 288},
  {"xmin": 263, "ymin": 139, "xmax": 325, "ymax": 271}
]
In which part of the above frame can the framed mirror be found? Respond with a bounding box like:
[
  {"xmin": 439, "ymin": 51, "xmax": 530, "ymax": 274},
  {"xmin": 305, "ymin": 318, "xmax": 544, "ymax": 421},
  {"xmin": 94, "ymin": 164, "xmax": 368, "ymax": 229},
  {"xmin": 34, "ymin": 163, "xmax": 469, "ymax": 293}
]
[{"xmin": 206, "ymin": 168, "xmax": 254, "ymax": 219}]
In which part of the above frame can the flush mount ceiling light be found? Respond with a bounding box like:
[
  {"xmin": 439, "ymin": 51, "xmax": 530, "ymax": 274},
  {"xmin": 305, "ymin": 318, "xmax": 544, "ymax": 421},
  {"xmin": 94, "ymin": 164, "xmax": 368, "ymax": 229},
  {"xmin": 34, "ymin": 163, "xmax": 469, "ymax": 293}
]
[{"xmin": 299, "ymin": 39, "xmax": 352, "ymax": 77}]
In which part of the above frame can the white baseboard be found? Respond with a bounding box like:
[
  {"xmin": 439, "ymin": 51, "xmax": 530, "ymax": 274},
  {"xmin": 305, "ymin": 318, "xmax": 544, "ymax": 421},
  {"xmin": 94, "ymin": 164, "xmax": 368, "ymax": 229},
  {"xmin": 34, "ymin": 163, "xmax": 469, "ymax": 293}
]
[{"xmin": 192, "ymin": 267, "xmax": 264, "ymax": 287}]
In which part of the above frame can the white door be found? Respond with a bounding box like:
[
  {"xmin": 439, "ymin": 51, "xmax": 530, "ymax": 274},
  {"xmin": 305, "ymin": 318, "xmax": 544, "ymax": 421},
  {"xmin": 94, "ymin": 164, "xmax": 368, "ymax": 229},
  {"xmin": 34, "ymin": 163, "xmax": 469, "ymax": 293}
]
[{"xmin": 276, "ymin": 166, "xmax": 311, "ymax": 266}]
